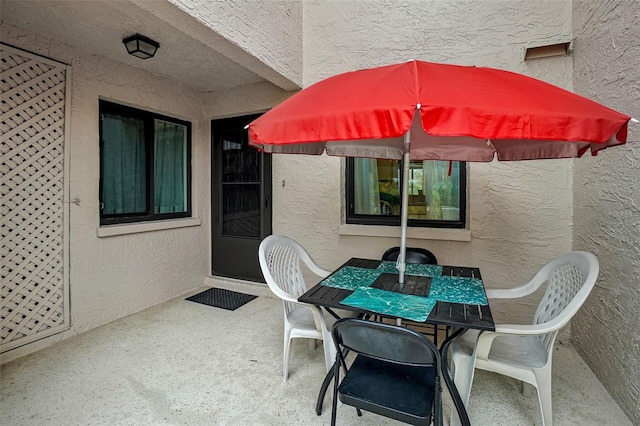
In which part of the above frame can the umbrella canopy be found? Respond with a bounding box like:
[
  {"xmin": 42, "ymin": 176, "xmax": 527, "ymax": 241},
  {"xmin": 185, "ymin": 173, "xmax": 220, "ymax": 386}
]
[
  {"xmin": 249, "ymin": 60, "xmax": 631, "ymax": 161},
  {"xmin": 247, "ymin": 60, "xmax": 633, "ymax": 282}
]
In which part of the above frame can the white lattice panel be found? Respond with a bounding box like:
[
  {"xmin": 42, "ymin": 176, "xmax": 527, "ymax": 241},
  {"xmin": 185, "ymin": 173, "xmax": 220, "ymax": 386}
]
[{"xmin": 1, "ymin": 45, "xmax": 70, "ymax": 353}]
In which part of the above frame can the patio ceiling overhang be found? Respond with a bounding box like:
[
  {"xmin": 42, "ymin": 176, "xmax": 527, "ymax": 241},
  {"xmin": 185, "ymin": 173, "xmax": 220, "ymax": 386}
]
[{"xmin": 1, "ymin": 0, "xmax": 300, "ymax": 92}]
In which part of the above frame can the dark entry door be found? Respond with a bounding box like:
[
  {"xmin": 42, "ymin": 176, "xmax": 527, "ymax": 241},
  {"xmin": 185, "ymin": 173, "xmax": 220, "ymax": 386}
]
[{"xmin": 211, "ymin": 114, "xmax": 271, "ymax": 282}]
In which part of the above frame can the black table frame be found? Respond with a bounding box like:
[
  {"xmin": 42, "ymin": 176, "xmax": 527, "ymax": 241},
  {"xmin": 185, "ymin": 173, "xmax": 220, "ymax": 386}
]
[{"xmin": 298, "ymin": 258, "xmax": 496, "ymax": 425}]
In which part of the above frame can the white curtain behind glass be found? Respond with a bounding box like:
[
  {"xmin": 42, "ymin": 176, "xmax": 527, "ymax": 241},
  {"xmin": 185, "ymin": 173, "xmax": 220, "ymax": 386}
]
[
  {"xmin": 101, "ymin": 114, "xmax": 146, "ymax": 215},
  {"xmin": 154, "ymin": 120, "xmax": 187, "ymax": 214},
  {"xmin": 354, "ymin": 159, "xmax": 381, "ymax": 214},
  {"xmin": 422, "ymin": 161, "xmax": 435, "ymax": 216},
  {"xmin": 422, "ymin": 160, "xmax": 459, "ymax": 220}
]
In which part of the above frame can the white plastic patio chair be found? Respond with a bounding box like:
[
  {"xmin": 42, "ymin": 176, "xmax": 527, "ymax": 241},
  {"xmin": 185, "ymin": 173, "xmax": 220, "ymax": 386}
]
[
  {"xmin": 258, "ymin": 234, "xmax": 339, "ymax": 382},
  {"xmin": 450, "ymin": 251, "xmax": 599, "ymax": 426}
]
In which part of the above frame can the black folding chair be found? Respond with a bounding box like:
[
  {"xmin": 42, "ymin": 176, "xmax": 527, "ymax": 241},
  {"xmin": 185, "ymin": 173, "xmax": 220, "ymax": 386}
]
[
  {"xmin": 330, "ymin": 318, "xmax": 443, "ymax": 426},
  {"xmin": 382, "ymin": 246, "xmax": 438, "ymax": 265}
]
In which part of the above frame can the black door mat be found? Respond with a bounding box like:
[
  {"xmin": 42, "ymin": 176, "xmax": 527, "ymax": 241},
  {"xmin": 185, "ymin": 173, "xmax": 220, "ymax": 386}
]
[{"xmin": 186, "ymin": 288, "xmax": 257, "ymax": 311}]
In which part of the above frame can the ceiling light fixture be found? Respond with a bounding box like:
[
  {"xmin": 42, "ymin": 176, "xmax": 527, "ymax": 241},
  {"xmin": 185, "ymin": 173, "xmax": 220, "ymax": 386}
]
[{"xmin": 122, "ymin": 34, "xmax": 159, "ymax": 59}]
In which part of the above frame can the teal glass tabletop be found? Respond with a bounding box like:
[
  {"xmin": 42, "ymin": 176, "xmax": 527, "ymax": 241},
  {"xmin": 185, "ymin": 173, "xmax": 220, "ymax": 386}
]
[{"xmin": 320, "ymin": 259, "xmax": 488, "ymax": 321}]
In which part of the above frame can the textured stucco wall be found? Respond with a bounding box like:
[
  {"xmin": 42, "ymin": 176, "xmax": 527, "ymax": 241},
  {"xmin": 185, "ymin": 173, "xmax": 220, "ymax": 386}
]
[
  {"xmin": 206, "ymin": 81, "xmax": 293, "ymax": 119},
  {"xmin": 271, "ymin": 0, "xmax": 576, "ymax": 323},
  {"xmin": 2, "ymin": 23, "xmax": 210, "ymax": 357},
  {"xmin": 167, "ymin": 0, "xmax": 303, "ymax": 88},
  {"xmin": 571, "ymin": 1, "xmax": 640, "ymax": 423}
]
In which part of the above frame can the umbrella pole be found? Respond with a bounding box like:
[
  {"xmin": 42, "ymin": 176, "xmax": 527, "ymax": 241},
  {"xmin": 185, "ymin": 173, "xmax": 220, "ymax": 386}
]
[{"xmin": 398, "ymin": 131, "xmax": 411, "ymax": 285}]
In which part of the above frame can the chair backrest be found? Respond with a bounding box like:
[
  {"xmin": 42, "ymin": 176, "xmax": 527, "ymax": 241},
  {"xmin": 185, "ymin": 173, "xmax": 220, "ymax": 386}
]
[
  {"xmin": 382, "ymin": 246, "xmax": 438, "ymax": 265},
  {"xmin": 379, "ymin": 200, "xmax": 394, "ymax": 215},
  {"xmin": 258, "ymin": 235, "xmax": 315, "ymax": 317},
  {"xmin": 332, "ymin": 318, "xmax": 439, "ymax": 367},
  {"xmin": 332, "ymin": 319, "xmax": 443, "ymax": 425},
  {"xmin": 532, "ymin": 251, "xmax": 599, "ymax": 351}
]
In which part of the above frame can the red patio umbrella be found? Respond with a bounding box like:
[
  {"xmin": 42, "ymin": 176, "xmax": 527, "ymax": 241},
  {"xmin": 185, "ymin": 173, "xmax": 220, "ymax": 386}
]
[{"xmin": 247, "ymin": 60, "xmax": 634, "ymax": 283}]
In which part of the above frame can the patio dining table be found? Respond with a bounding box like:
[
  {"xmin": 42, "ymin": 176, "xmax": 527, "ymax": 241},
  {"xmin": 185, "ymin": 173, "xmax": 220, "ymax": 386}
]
[{"xmin": 299, "ymin": 257, "xmax": 496, "ymax": 424}]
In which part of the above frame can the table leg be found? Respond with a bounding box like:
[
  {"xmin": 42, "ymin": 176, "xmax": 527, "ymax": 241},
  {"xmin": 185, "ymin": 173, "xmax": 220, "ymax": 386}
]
[
  {"xmin": 440, "ymin": 328, "xmax": 471, "ymax": 426},
  {"xmin": 315, "ymin": 367, "xmax": 334, "ymax": 415}
]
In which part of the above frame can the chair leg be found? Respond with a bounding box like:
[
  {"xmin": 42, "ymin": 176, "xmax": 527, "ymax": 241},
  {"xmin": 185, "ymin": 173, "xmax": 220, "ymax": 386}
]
[
  {"xmin": 450, "ymin": 353, "xmax": 477, "ymax": 426},
  {"xmin": 330, "ymin": 362, "xmax": 340, "ymax": 426},
  {"xmin": 454, "ymin": 355, "xmax": 476, "ymax": 407},
  {"xmin": 533, "ymin": 368, "xmax": 553, "ymax": 426},
  {"xmin": 283, "ymin": 325, "xmax": 293, "ymax": 382},
  {"xmin": 521, "ymin": 381, "xmax": 535, "ymax": 397},
  {"xmin": 322, "ymin": 329, "xmax": 337, "ymax": 373}
]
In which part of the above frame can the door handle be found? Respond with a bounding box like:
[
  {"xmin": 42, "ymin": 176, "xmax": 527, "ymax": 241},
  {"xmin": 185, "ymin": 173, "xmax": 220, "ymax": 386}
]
[{"xmin": 265, "ymin": 194, "xmax": 271, "ymax": 208}]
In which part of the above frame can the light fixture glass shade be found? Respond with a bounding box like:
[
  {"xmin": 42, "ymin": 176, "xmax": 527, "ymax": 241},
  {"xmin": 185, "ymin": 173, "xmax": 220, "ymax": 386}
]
[{"xmin": 123, "ymin": 34, "xmax": 159, "ymax": 59}]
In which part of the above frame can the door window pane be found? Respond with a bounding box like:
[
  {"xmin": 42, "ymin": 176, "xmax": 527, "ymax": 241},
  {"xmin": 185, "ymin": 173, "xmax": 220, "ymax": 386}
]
[
  {"xmin": 222, "ymin": 132, "xmax": 260, "ymax": 183},
  {"xmin": 222, "ymin": 183, "xmax": 261, "ymax": 237},
  {"xmin": 221, "ymin": 131, "xmax": 261, "ymax": 237}
]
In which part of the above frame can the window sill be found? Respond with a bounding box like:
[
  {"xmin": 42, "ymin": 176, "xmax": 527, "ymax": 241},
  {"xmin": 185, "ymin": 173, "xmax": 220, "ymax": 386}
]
[
  {"xmin": 97, "ymin": 217, "xmax": 201, "ymax": 237},
  {"xmin": 338, "ymin": 224, "xmax": 471, "ymax": 242}
]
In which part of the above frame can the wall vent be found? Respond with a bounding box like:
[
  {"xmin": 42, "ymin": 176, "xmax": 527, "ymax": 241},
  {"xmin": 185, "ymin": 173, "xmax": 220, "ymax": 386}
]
[{"xmin": 524, "ymin": 42, "xmax": 572, "ymax": 60}]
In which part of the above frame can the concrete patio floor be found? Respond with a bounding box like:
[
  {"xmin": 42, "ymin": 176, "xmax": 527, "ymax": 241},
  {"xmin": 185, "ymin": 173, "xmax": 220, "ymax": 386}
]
[{"xmin": 1, "ymin": 286, "xmax": 632, "ymax": 426}]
